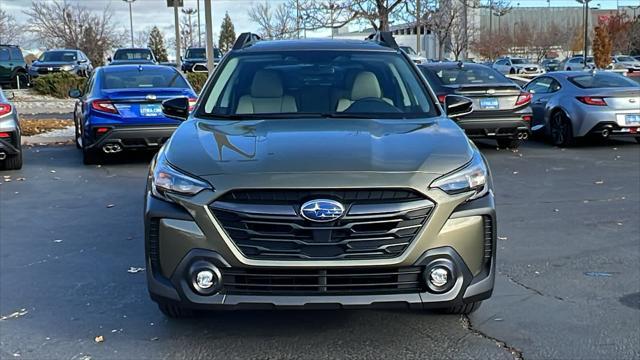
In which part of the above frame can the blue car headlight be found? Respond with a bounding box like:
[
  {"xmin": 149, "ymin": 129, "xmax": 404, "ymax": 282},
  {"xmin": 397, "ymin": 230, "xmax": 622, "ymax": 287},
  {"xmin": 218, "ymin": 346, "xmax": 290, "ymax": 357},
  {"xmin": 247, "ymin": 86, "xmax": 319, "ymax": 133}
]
[
  {"xmin": 151, "ymin": 155, "xmax": 211, "ymax": 201},
  {"xmin": 430, "ymin": 152, "xmax": 489, "ymax": 201}
]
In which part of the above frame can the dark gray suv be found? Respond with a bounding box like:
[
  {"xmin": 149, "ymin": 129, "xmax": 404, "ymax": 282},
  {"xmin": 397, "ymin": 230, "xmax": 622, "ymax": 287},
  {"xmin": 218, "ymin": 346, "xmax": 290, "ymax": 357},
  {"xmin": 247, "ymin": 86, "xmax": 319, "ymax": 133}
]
[{"xmin": 145, "ymin": 33, "xmax": 496, "ymax": 317}]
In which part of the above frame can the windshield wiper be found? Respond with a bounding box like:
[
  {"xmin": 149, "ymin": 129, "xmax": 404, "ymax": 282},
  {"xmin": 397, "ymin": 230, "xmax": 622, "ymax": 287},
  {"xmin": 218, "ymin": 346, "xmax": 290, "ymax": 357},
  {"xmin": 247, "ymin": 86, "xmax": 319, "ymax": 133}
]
[{"xmin": 317, "ymin": 113, "xmax": 374, "ymax": 119}]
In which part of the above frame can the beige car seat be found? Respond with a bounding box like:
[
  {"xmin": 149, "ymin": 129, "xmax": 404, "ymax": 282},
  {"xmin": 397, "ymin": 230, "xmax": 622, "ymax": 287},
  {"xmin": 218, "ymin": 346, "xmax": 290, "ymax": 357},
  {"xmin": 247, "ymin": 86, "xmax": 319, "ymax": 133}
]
[
  {"xmin": 336, "ymin": 71, "xmax": 392, "ymax": 112},
  {"xmin": 236, "ymin": 70, "xmax": 297, "ymax": 114}
]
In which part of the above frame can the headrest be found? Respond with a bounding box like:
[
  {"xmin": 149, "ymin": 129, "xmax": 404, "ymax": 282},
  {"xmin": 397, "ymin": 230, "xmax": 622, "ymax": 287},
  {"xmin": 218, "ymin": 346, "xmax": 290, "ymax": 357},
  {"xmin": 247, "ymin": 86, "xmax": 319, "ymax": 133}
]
[
  {"xmin": 251, "ymin": 70, "xmax": 283, "ymax": 98},
  {"xmin": 351, "ymin": 71, "xmax": 381, "ymax": 100}
]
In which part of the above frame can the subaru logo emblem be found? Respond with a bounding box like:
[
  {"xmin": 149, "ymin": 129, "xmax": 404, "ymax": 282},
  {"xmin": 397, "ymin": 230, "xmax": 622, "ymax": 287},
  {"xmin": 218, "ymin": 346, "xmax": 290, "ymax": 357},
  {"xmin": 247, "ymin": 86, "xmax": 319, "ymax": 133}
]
[{"xmin": 300, "ymin": 199, "xmax": 345, "ymax": 222}]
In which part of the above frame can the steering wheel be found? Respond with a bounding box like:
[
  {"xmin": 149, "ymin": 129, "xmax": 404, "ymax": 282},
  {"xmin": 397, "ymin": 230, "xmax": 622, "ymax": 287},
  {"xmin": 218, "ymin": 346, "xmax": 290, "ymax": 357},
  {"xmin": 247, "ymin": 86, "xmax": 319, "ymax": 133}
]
[{"xmin": 344, "ymin": 97, "xmax": 401, "ymax": 113}]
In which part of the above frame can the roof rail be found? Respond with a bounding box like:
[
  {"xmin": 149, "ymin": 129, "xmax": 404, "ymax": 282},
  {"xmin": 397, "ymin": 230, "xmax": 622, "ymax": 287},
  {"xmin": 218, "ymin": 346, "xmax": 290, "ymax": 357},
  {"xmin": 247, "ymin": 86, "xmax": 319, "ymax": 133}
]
[
  {"xmin": 233, "ymin": 32, "xmax": 262, "ymax": 50},
  {"xmin": 365, "ymin": 31, "xmax": 399, "ymax": 50}
]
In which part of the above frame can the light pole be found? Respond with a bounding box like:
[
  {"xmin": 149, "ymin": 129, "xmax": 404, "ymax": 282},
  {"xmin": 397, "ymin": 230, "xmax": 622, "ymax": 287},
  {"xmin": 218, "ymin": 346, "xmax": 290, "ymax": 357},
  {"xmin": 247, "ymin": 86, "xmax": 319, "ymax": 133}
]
[
  {"xmin": 576, "ymin": 0, "xmax": 590, "ymax": 67},
  {"xmin": 204, "ymin": 0, "xmax": 214, "ymax": 72},
  {"xmin": 123, "ymin": 0, "xmax": 136, "ymax": 47},
  {"xmin": 196, "ymin": 0, "xmax": 202, "ymax": 46},
  {"xmin": 182, "ymin": 8, "xmax": 197, "ymax": 49}
]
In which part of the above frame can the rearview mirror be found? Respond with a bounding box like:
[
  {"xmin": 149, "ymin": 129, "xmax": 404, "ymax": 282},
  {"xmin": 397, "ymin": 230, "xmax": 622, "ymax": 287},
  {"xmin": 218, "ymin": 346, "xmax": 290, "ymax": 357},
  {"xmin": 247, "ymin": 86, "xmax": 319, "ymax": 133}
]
[
  {"xmin": 162, "ymin": 97, "xmax": 190, "ymax": 121},
  {"xmin": 68, "ymin": 89, "xmax": 82, "ymax": 98},
  {"xmin": 444, "ymin": 95, "xmax": 473, "ymax": 119}
]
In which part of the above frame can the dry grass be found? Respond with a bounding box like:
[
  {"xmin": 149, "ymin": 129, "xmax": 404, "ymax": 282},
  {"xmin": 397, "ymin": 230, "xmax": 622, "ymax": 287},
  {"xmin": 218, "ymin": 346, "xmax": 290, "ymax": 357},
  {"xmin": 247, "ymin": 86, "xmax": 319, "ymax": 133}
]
[{"xmin": 20, "ymin": 119, "xmax": 73, "ymax": 136}]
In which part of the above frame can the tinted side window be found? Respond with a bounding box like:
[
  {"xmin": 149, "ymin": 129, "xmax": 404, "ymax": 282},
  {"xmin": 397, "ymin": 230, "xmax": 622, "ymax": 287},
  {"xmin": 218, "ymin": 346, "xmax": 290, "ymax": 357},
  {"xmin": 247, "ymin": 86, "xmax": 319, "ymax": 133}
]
[
  {"xmin": 10, "ymin": 48, "xmax": 23, "ymax": 61},
  {"xmin": 0, "ymin": 48, "xmax": 10, "ymax": 61}
]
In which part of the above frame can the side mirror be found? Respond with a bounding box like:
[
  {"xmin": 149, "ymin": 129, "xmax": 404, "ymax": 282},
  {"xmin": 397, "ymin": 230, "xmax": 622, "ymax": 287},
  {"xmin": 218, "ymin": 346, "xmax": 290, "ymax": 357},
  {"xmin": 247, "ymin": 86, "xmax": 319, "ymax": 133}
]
[
  {"xmin": 107, "ymin": 56, "xmax": 112, "ymax": 63},
  {"xmin": 68, "ymin": 88, "xmax": 82, "ymax": 98},
  {"xmin": 162, "ymin": 97, "xmax": 190, "ymax": 121},
  {"xmin": 444, "ymin": 95, "xmax": 473, "ymax": 119}
]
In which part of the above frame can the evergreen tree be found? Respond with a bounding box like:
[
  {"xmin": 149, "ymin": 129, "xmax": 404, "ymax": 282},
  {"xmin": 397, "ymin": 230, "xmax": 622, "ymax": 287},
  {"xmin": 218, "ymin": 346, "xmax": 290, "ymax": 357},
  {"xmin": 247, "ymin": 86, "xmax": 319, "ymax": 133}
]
[
  {"xmin": 148, "ymin": 26, "xmax": 168, "ymax": 62},
  {"xmin": 218, "ymin": 12, "xmax": 236, "ymax": 52}
]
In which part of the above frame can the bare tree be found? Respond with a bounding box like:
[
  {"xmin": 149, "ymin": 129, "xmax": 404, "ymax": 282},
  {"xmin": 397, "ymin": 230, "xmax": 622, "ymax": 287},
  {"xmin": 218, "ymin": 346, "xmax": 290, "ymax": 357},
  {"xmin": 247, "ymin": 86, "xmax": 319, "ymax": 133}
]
[
  {"xmin": 248, "ymin": 1, "xmax": 297, "ymax": 39},
  {"xmin": 347, "ymin": 0, "xmax": 405, "ymax": 31},
  {"xmin": 134, "ymin": 27, "xmax": 151, "ymax": 48},
  {"xmin": 23, "ymin": 0, "xmax": 124, "ymax": 65},
  {"xmin": 298, "ymin": 0, "xmax": 358, "ymax": 36},
  {"xmin": 0, "ymin": 9, "xmax": 23, "ymax": 44}
]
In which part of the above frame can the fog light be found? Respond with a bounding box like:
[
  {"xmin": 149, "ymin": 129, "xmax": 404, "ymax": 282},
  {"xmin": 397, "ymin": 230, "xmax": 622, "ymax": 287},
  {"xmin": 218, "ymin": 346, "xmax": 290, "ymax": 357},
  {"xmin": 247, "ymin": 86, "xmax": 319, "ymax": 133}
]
[
  {"xmin": 196, "ymin": 270, "xmax": 215, "ymax": 289},
  {"xmin": 429, "ymin": 267, "xmax": 449, "ymax": 287},
  {"xmin": 189, "ymin": 261, "xmax": 222, "ymax": 295}
]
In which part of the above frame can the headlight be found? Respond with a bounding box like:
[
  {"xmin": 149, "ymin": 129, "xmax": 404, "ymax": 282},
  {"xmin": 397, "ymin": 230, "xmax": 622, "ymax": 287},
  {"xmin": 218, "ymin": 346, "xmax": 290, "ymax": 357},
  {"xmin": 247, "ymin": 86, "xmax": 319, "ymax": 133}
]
[
  {"xmin": 61, "ymin": 64, "xmax": 75, "ymax": 71},
  {"xmin": 151, "ymin": 155, "xmax": 211, "ymax": 201},
  {"xmin": 430, "ymin": 152, "xmax": 489, "ymax": 201}
]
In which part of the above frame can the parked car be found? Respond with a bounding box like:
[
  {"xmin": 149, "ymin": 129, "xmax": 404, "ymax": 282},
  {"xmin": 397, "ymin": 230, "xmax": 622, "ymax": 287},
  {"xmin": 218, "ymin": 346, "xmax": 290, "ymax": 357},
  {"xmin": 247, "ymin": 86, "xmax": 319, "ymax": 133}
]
[
  {"xmin": 540, "ymin": 58, "xmax": 561, "ymax": 72},
  {"xmin": 28, "ymin": 49, "xmax": 93, "ymax": 78},
  {"xmin": 69, "ymin": 64, "xmax": 197, "ymax": 164},
  {"xmin": 399, "ymin": 45, "xmax": 428, "ymax": 64},
  {"xmin": 562, "ymin": 56, "xmax": 595, "ymax": 71},
  {"xmin": 524, "ymin": 71, "xmax": 640, "ymax": 146},
  {"xmin": 146, "ymin": 32, "xmax": 495, "ymax": 318},
  {"xmin": 108, "ymin": 48, "xmax": 157, "ymax": 65},
  {"xmin": 611, "ymin": 55, "xmax": 640, "ymax": 72},
  {"xmin": 0, "ymin": 88, "xmax": 22, "ymax": 170},
  {"xmin": 0, "ymin": 45, "xmax": 27, "ymax": 88},
  {"xmin": 419, "ymin": 62, "xmax": 532, "ymax": 148},
  {"xmin": 181, "ymin": 47, "xmax": 223, "ymax": 72},
  {"xmin": 493, "ymin": 57, "xmax": 544, "ymax": 75}
]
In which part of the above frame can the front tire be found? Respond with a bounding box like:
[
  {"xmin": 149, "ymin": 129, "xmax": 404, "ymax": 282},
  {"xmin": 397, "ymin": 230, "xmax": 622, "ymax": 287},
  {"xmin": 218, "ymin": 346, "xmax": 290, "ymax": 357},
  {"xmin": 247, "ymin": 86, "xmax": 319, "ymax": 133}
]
[
  {"xmin": 2, "ymin": 152, "xmax": 23, "ymax": 170},
  {"xmin": 82, "ymin": 146, "xmax": 101, "ymax": 165},
  {"xmin": 497, "ymin": 138, "xmax": 521, "ymax": 149},
  {"xmin": 549, "ymin": 110, "xmax": 575, "ymax": 147},
  {"xmin": 157, "ymin": 302, "xmax": 194, "ymax": 318},
  {"xmin": 440, "ymin": 301, "xmax": 482, "ymax": 315}
]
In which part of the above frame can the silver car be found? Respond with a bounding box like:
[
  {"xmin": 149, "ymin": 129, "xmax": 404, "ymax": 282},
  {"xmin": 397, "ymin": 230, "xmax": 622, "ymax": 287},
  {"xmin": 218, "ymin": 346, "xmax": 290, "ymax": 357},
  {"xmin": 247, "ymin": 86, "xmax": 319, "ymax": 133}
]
[
  {"xmin": 493, "ymin": 57, "xmax": 544, "ymax": 75},
  {"xmin": 524, "ymin": 71, "xmax": 640, "ymax": 146},
  {"xmin": 611, "ymin": 55, "xmax": 640, "ymax": 72}
]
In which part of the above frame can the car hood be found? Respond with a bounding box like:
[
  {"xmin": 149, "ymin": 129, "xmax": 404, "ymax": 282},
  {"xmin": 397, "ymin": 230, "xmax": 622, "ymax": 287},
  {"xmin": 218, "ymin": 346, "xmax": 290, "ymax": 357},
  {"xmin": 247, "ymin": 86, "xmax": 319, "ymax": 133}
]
[
  {"xmin": 165, "ymin": 117, "xmax": 474, "ymax": 176},
  {"xmin": 110, "ymin": 60, "xmax": 155, "ymax": 65},
  {"xmin": 514, "ymin": 63, "xmax": 538, "ymax": 68},
  {"xmin": 32, "ymin": 61, "xmax": 75, "ymax": 67}
]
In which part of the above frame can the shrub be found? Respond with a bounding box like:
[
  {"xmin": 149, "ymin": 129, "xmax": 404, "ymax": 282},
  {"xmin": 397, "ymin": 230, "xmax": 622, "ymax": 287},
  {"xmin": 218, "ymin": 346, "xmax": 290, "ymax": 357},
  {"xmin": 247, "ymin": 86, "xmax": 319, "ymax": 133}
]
[
  {"xmin": 186, "ymin": 72, "xmax": 208, "ymax": 94},
  {"xmin": 32, "ymin": 72, "xmax": 87, "ymax": 99}
]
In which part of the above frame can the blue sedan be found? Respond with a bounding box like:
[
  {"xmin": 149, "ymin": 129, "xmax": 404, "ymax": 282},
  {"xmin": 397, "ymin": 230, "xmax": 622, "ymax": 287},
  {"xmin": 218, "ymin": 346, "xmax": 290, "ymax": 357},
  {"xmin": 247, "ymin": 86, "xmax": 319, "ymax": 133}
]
[{"xmin": 70, "ymin": 65, "xmax": 197, "ymax": 164}]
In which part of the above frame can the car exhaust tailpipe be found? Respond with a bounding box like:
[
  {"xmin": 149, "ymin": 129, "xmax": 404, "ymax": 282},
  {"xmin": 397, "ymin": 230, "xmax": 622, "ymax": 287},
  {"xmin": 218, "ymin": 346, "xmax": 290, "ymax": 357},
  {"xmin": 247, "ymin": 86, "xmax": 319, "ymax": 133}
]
[
  {"xmin": 517, "ymin": 132, "xmax": 529, "ymax": 140},
  {"xmin": 102, "ymin": 143, "xmax": 123, "ymax": 154},
  {"xmin": 0, "ymin": 152, "xmax": 6, "ymax": 160},
  {"xmin": 601, "ymin": 128, "xmax": 610, "ymax": 138}
]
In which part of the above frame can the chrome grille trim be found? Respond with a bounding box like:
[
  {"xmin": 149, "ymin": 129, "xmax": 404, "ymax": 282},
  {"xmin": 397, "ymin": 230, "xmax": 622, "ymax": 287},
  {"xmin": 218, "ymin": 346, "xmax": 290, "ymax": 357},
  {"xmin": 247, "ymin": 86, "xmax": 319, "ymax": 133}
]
[{"xmin": 211, "ymin": 191, "xmax": 434, "ymax": 261}]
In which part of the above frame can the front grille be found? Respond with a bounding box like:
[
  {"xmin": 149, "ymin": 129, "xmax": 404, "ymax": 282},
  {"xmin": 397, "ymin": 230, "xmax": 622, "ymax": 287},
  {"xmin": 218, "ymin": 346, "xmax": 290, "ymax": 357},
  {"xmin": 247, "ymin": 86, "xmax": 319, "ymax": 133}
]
[
  {"xmin": 211, "ymin": 189, "xmax": 434, "ymax": 261},
  {"xmin": 222, "ymin": 266, "xmax": 425, "ymax": 295},
  {"xmin": 148, "ymin": 218, "xmax": 161, "ymax": 273},
  {"xmin": 483, "ymin": 216, "xmax": 493, "ymax": 266},
  {"xmin": 219, "ymin": 189, "xmax": 423, "ymax": 204}
]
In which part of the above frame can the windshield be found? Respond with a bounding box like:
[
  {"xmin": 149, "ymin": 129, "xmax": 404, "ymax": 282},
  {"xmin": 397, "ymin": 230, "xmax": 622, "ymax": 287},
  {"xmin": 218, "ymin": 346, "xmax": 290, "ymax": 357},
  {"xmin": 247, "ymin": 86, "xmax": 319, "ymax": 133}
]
[
  {"xmin": 568, "ymin": 73, "xmax": 639, "ymax": 89},
  {"xmin": 101, "ymin": 68, "xmax": 188, "ymax": 89},
  {"xmin": 200, "ymin": 51, "xmax": 437, "ymax": 119},
  {"xmin": 617, "ymin": 56, "xmax": 635, "ymax": 62},
  {"xmin": 511, "ymin": 59, "xmax": 526, "ymax": 64},
  {"xmin": 39, "ymin": 51, "xmax": 77, "ymax": 62},
  {"xmin": 400, "ymin": 46, "xmax": 417, "ymax": 55},
  {"xmin": 425, "ymin": 66, "xmax": 508, "ymax": 85},
  {"xmin": 185, "ymin": 48, "xmax": 206, "ymax": 59},
  {"xmin": 114, "ymin": 49, "xmax": 153, "ymax": 61}
]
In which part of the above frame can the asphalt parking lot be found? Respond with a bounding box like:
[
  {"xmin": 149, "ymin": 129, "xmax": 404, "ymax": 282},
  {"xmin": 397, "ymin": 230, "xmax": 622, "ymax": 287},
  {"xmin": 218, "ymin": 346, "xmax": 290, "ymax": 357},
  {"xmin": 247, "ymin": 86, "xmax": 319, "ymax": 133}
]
[{"xmin": 1, "ymin": 139, "xmax": 639, "ymax": 360}]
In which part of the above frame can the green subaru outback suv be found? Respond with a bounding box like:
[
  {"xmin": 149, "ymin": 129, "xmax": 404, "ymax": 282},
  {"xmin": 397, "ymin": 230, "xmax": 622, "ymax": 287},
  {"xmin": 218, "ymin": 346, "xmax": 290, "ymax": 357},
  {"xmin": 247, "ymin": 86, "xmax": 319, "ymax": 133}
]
[
  {"xmin": 0, "ymin": 45, "xmax": 27, "ymax": 88},
  {"xmin": 145, "ymin": 33, "xmax": 496, "ymax": 317}
]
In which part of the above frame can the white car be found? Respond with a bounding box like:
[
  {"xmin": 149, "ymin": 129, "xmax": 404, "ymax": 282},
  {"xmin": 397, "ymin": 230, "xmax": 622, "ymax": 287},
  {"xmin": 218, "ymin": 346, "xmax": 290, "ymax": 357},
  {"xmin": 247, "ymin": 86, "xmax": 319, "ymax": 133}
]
[
  {"xmin": 562, "ymin": 56, "xmax": 595, "ymax": 71},
  {"xmin": 611, "ymin": 55, "xmax": 640, "ymax": 72},
  {"xmin": 399, "ymin": 46, "xmax": 428, "ymax": 64},
  {"xmin": 493, "ymin": 57, "xmax": 544, "ymax": 75}
]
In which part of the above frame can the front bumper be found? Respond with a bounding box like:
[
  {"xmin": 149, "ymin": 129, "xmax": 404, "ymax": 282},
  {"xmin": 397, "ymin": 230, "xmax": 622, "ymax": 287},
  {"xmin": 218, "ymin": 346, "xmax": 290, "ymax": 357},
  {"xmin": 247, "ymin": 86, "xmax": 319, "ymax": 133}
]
[
  {"xmin": 86, "ymin": 125, "xmax": 177, "ymax": 151},
  {"xmin": 144, "ymin": 183, "xmax": 496, "ymax": 310}
]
